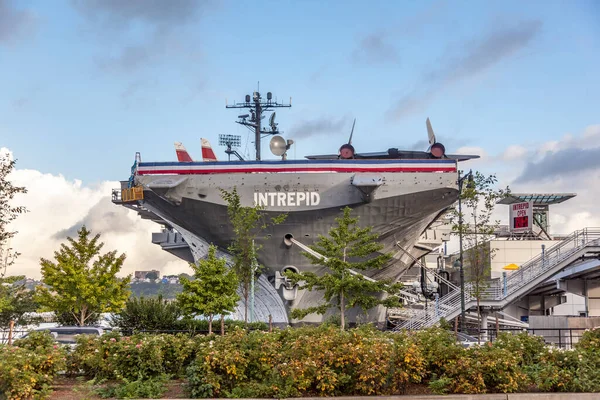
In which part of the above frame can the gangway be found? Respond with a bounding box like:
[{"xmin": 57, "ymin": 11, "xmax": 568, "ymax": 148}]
[{"xmin": 394, "ymin": 228, "xmax": 600, "ymax": 330}]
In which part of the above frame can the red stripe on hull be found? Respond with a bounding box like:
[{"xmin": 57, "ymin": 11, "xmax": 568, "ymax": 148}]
[{"xmin": 137, "ymin": 166, "xmax": 457, "ymax": 175}]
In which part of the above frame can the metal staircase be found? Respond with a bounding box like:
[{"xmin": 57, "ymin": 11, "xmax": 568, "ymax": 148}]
[{"xmin": 394, "ymin": 228, "xmax": 600, "ymax": 330}]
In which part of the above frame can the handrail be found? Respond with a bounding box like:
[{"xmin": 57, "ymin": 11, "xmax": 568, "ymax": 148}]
[{"xmin": 394, "ymin": 228, "xmax": 600, "ymax": 330}]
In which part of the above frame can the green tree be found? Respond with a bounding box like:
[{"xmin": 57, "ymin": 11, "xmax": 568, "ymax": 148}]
[
  {"xmin": 0, "ymin": 154, "xmax": 27, "ymax": 277},
  {"xmin": 112, "ymin": 295, "xmax": 182, "ymax": 333},
  {"xmin": 220, "ymin": 187, "xmax": 286, "ymax": 324},
  {"xmin": 0, "ymin": 276, "xmax": 39, "ymax": 329},
  {"xmin": 177, "ymin": 245, "xmax": 239, "ymax": 334},
  {"xmin": 0, "ymin": 155, "xmax": 28, "ymax": 313},
  {"xmin": 35, "ymin": 226, "xmax": 131, "ymax": 326},
  {"xmin": 285, "ymin": 206, "xmax": 403, "ymax": 330},
  {"xmin": 451, "ymin": 171, "xmax": 509, "ymax": 326}
]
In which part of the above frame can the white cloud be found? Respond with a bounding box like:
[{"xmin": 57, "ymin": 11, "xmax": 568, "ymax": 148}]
[
  {"xmin": 5, "ymin": 158, "xmax": 189, "ymax": 279},
  {"xmin": 502, "ymin": 145, "xmax": 527, "ymax": 161}
]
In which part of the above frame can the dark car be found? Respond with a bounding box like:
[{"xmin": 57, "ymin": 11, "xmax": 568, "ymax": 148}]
[{"xmin": 455, "ymin": 331, "xmax": 480, "ymax": 348}]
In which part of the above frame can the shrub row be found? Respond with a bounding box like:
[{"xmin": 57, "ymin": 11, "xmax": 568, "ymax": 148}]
[{"xmin": 9, "ymin": 325, "xmax": 600, "ymax": 398}]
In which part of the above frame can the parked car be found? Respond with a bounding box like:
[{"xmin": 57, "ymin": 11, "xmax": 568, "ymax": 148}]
[{"xmin": 27, "ymin": 326, "xmax": 106, "ymax": 347}]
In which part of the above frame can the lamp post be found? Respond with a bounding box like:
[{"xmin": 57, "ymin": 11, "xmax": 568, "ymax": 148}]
[{"xmin": 456, "ymin": 169, "xmax": 473, "ymax": 333}]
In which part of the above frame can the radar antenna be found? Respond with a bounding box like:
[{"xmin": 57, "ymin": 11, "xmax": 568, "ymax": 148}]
[{"xmin": 226, "ymin": 87, "xmax": 291, "ymax": 160}]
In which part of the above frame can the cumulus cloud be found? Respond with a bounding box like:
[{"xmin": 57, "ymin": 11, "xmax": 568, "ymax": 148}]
[
  {"xmin": 386, "ymin": 20, "xmax": 542, "ymax": 120},
  {"xmin": 288, "ymin": 116, "xmax": 350, "ymax": 140},
  {"xmin": 5, "ymin": 155, "xmax": 189, "ymax": 279},
  {"xmin": 515, "ymin": 124, "xmax": 600, "ymax": 183},
  {"xmin": 516, "ymin": 148, "xmax": 600, "ymax": 183},
  {"xmin": 0, "ymin": 0, "xmax": 36, "ymax": 45},
  {"xmin": 501, "ymin": 124, "xmax": 600, "ymax": 234}
]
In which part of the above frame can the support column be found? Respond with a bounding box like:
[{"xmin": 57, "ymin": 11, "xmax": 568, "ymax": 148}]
[
  {"xmin": 480, "ymin": 312, "xmax": 489, "ymax": 342},
  {"xmin": 584, "ymin": 279, "xmax": 589, "ymax": 317}
]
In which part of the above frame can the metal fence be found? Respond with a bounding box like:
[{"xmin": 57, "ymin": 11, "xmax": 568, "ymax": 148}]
[
  {"xmin": 0, "ymin": 330, "xmax": 30, "ymax": 344},
  {"xmin": 473, "ymin": 327, "xmax": 589, "ymax": 349}
]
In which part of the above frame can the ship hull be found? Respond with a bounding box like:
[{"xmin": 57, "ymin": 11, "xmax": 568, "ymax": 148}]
[{"xmin": 128, "ymin": 159, "xmax": 459, "ymax": 324}]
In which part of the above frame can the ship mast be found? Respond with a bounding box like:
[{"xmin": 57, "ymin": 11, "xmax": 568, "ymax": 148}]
[{"xmin": 226, "ymin": 88, "xmax": 291, "ymax": 160}]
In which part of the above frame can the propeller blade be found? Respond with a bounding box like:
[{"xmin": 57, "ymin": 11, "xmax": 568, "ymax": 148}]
[
  {"xmin": 426, "ymin": 117, "xmax": 436, "ymax": 146},
  {"xmin": 348, "ymin": 118, "xmax": 356, "ymax": 145}
]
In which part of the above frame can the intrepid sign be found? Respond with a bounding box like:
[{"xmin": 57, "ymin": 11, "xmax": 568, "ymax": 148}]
[
  {"xmin": 509, "ymin": 201, "xmax": 533, "ymax": 233},
  {"xmin": 254, "ymin": 192, "xmax": 321, "ymax": 207}
]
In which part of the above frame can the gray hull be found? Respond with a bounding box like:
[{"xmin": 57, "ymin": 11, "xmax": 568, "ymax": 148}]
[{"xmin": 125, "ymin": 164, "xmax": 459, "ymax": 325}]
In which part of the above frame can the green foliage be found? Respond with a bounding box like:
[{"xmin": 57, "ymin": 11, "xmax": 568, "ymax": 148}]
[
  {"xmin": 409, "ymin": 327, "xmax": 465, "ymax": 379},
  {"xmin": 285, "ymin": 206, "xmax": 402, "ymax": 329},
  {"xmin": 0, "ymin": 155, "xmax": 28, "ymax": 313},
  {"xmin": 61, "ymin": 326, "xmax": 600, "ymax": 397},
  {"xmin": 56, "ymin": 310, "xmax": 101, "ymax": 326},
  {"xmin": 220, "ymin": 187, "xmax": 286, "ymax": 323},
  {"xmin": 0, "ymin": 275, "xmax": 39, "ymax": 329},
  {"xmin": 177, "ymin": 245, "xmax": 239, "ymax": 334},
  {"xmin": 186, "ymin": 325, "xmax": 426, "ymax": 398},
  {"xmin": 69, "ymin": 332, "xmax": 197, "ymax": 381},
  {"xmin": 1, "ymin": 331, "xmax": 67, "ymax": 399},
  {"xmin": 92, "ymin": 374, "xmax": 170, "ymax": 399},
  {"xmin": 493, "ymin": 331, "xmax": 547, "ymax": 366},
  {"xmin": 112, "ymin": 295, "xmax": 182, "ymax": 333},
  {"xmin": 576, "ymin": 326, "xmax": 600, "ymax": 351},
  {"xmin": 35, "ymin": 226, "xmax": 131, "ymax": 326}
]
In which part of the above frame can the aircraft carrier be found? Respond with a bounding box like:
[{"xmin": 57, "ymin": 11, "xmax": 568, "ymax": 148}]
[{"xmin": 113, "ymin": 89, "xmax": 478, "ymax": 325}]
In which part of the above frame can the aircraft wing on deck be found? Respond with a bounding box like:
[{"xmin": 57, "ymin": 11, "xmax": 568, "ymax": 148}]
[{"xmin": 305, "ymin": 150, "xmax": 480, "ymax": 162}]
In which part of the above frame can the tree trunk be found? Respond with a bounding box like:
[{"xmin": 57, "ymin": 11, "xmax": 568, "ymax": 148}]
[
  {"xmin": 476, "ymin": 298, "xmax": 481, "ymax": 344},
  {"xmin": 7, "ymin": 320, "xmax": 14, "ymax": 346},
  {"xmin": 220, "ymin": 314, "xmax": 225, "ymax": 336},
  {"xmin": 340, "ymin": 292, "xmax": 345, "ymax": 330},
  {"xmin": 340, "ymin": 247, "xmax": 347, "ymax": 330},
  {"xmin": 80, "ymin": 306, "xmax": 86, "ymax": 327},
  {"xmin": 244, "ymin": 285, "xmax": 249, "ymax": 325},
  {"xmin": 208, "ymin": 314, "xmax": 213, "ymax": 335}
]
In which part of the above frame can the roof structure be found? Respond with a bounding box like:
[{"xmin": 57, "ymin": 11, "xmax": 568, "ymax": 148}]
[{"xmin": 497, "ymin": 193, "xmax": 576, "ymax": 206}]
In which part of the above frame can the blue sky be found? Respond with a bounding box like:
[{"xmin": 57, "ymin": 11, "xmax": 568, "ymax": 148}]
[{"xmin": 2, "ymin": 0, "xmax": 598, "ymax": 184}]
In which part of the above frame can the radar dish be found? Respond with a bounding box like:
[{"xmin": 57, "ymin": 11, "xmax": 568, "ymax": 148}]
[{"xmin": 270, "ymin": 135, "xmax": 287, "ymax": 156}]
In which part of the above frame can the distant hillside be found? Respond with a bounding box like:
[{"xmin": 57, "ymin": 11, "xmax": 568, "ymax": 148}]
[{"xmin": 129, "ymin": 282, "xmax": 183, "ymax": 299}]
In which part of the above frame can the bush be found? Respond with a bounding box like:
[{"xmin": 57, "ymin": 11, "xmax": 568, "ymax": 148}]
[
  {"xmin": 436, "ymin": 343, "xmax": 528, "ymax": 394},
  {"xmin": 69, "ymin": 332, "xmax": 197, "ymax": 381},
  {"xmin": 408, "ymin": 327, "xmax": 464, "ymax": 379},
  {"xmin": 111, "ymin": 295, "xmax": 182, "ymax": 333},
  {"xmin": 186, "ymin": 325, "xmax": 427, "ymax": 398},
  {"xmin": 93, "ymin": 374, "xmax": 170, "ymax": 399},
  {"xmin": 577, "ymin": 327, "xmax": 600, "ymax": 351},
  {"xmin": 493, "ymin": 331, "xmax": 547, "ymax": 366},
  {"xmin": 0, "ymin": 331, "xmax": 67, "ymax": 399}
]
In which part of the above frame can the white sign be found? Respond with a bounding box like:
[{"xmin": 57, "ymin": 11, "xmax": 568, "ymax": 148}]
[
  {"xmin": 509, "ymin": 201, "xmax": 533, "ymax": 233},
  {"xmin": 254, "ymin": 192, "xmax": 320, "ymax": 207}
]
